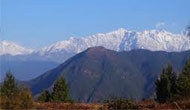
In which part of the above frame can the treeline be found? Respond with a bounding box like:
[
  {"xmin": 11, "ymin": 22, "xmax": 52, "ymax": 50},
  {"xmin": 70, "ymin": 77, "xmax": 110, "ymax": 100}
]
[
  {"xmin": 0, "ymin": 72, "xmax": 70, "ymax": 110},
  {"xmin": 155, "ymin": 58, "xmax": 190, "ymax": 103},
  {"xmin": 38, "ymin": 75, "xmax": 71, "ymax": 102}
]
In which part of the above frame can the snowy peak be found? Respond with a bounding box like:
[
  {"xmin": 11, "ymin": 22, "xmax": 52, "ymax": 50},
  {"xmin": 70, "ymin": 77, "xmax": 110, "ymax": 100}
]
[
  {"xmin": 34, "ymin": 28, "xmax": 190, "ymax": 62},
  {"xmin": 39, "ymin": 28, "xmax": 127, "ymax": 55},
  {"xmin": 136, "ymin": 30, "xmax": 189, "ymax": 51},
  {"xmin": 40, "ymin": 28, "xmax": 189, "ymax": 53},
  {"xmin": 1, "ymin": 28, "xmax": 190, "ymax": 62},
  {"xmin": 0, "ymin": 41, "xmax": 33, "ymax": 55}
]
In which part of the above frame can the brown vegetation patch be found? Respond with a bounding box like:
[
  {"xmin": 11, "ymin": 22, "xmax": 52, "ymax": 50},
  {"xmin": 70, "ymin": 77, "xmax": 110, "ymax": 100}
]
[
  {"xmin": 137, "ymin": 99, "xmax": 190, "ymax": 110},
  {"xmin": 35, "ymin": 102, "xmax": 103, "ymax": 110},
  {"xmin": 34, "ymin": 99, "xmax": 190, "ymax": 110}
]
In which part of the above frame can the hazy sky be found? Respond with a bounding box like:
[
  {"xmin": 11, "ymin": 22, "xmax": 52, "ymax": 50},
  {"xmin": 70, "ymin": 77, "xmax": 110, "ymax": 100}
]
[{"xmin": 1, "ymin": 0, "xmax": 190, "ymax": 49}]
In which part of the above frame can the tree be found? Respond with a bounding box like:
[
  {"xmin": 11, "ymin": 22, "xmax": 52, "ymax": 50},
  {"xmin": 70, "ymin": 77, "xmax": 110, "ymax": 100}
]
[
  {"xmin": 51, "ymin": 75, "xmax": 70, "ymax": 102},
  {"xmin": 38, "ymin": 90, "xmax": 51, "ymax": 102},
  {"xmin": 177, "ymin": 58, "xmax": 190, "ymax": 98},
  {"xmin": 0, "ymin": 71, "xmax": 19, "ymax": 109},
  {"xmin": 0, "ymin": 71, "xmax": 34, "ymax": 110},
  {"xmin": 0, "ymin": 71, "xmax": 18, "ymax": 98},
  {"xmin": 155, "ymin": 64, "xmax": 177, "ymax": 103},
  {"xmin": 166, "ymin": 65, "xmax": 178, "ymax": 97}
]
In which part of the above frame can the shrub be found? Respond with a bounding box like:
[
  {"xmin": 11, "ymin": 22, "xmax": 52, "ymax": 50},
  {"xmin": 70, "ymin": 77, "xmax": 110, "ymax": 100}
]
[
  {"xmin": 18, "ymin": 87, "xmax": 34, "ymax": 109},
  {"xmin": 105, "ymin": 97, "xmax": 137, "ymax": 110},
  {"xmin": 38, "ymin": 90, "xmax": 51, "ymax": 102}
]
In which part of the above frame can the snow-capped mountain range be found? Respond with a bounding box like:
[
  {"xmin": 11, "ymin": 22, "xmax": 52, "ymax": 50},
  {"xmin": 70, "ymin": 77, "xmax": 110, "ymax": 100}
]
[
  {"xmin": 1, "ymin": 28, "xmax": 190, "ymax": 62},
  {"xmin": 0, "ymin": 41, "xmax": 33, "ymax": 55}
]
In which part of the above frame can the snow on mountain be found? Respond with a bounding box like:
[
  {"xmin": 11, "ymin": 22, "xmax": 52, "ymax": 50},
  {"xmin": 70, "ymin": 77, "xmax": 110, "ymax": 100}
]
[
  {"xmin": 1, "ymin": 28, "xmax": 190, "ymax": 62},
  {"xmin": 0, "ymin": 40, "xmax": 33, "ymax": 55},
  {"xmin": 38, "ymin": 28, "xmax": 126, "ymax": 54},
  {"xmin": 136, "ymin": 30, "xmax": 190, "ymax": 51},
  {"xmin": 37, "ymin": 28, "xmax": 190, "ymax": 62}
]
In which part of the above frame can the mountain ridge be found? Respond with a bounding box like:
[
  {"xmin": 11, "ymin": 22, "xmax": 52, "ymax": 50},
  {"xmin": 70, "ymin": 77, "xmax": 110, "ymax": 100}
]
[
  {"xmin": 1, "ymin": 28, "xmax": 190, "ymax": 63},
  {"xmin": 28, "ymin": 47, "xmax": 190, "ymax": 102}
]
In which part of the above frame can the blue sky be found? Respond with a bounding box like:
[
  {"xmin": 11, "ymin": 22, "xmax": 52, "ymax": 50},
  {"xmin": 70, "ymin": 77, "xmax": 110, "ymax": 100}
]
[{"xmin": 1, "ymin": 0, "xmax": 190, "ymax": 49}]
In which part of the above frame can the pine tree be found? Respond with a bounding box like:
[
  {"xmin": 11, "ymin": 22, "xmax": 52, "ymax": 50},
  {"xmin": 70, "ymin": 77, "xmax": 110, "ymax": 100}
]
[
  {"xmin": 155, "ymin": 64, "xmax": 177, "ymax": 103},
  {"xmin": 0, "ymin": 71, "xmax": 19, "ymax": 109},
  {"xmin": 165, "ymin": 65, "xmax": 178, "ymax": 97},
  {"xmin": 51, "ymin": 75, "xmax": 70, "ymax": 102},
  {"xmin": 38, "ymin": 90, "xmax": 51, "ymax": 102},
  {"xmin": 155, "ymin": 72, "xmax": 171, "ymax": 103},
  {"xmin": 0, "ymin": 71, "xmax": 18, "ymax": 98},
  {"xmin": 177, "ymin": 58, "xmax": 190, "ymax": 98}
]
